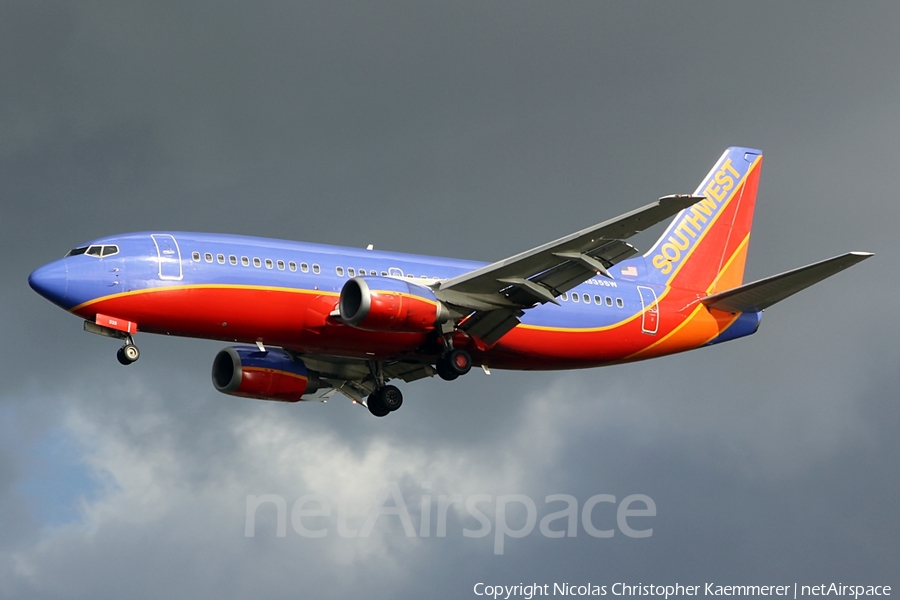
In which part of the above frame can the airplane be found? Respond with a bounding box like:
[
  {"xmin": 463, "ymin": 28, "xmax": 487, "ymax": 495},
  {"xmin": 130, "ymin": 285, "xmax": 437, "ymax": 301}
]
[{"xmin": 28, "ymin": 147, "xmax": 872, "ymax": 417}]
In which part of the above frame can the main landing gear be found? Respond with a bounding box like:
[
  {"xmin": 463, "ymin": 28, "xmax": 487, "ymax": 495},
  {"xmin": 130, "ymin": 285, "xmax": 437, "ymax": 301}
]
[
  {"xmin": 364, "ymin": 360, "xmax": 403, "ymax": 418},
  {"xmin": 116, "ymin": 336, "xmax": 140, "ymax": 366},
  {"xmin": 436, "ymin": 349, "xmax": 472, "ymax": 381},
  {"xmin": 366, "ymin": 385, "xmax": 403, "ymax": 418}
]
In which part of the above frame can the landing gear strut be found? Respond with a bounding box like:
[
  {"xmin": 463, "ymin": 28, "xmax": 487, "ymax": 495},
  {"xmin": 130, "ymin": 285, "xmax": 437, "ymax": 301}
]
[
  {"xmin": 366, "ymin": 384, "xmax": 403, "ymax": 417},
  {"xmin": 436, "ymin": 349, "xmax": 472, "ymax": 381},
  {"xmin": 83, "ymin": 321, "xmax": 142, "ymax": 366}
]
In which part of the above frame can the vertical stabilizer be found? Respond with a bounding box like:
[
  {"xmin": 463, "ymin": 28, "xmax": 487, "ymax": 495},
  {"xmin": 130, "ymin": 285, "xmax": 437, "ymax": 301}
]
[{"xmin": 643, "ymin": 147, "xmax": 763, "ymax": 293}]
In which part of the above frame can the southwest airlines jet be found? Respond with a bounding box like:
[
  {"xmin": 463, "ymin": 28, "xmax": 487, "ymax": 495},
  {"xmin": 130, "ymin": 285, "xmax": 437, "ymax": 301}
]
[{"xmin": 29, "ymin": 148, "xmax": 872, "ymax": 417}]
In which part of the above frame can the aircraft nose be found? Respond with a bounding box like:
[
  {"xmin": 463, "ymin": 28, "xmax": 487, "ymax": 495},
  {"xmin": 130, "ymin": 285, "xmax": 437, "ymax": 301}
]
[{"xmin": 28, "ymin": 259, "xmax": 68, "ymax": 307}]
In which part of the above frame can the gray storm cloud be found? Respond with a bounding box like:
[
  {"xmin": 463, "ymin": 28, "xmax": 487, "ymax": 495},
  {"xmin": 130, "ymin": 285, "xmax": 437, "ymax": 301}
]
[{"xmin": 1, "ymin": 2, "xmax": 897, "ymax": 599}]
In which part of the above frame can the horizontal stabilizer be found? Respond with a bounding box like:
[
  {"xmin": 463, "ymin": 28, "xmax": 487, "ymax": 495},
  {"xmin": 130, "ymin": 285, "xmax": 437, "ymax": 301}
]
[{"xmin": 701, "ymin": 252, "xmax": 873, "ymax": 313}]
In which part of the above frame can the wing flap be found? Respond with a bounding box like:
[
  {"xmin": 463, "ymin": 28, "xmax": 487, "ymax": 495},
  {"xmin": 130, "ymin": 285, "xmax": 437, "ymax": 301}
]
[
  {"xmin": 701, "ymin": 252, "xmax": 873, "ymax": 313},
  {"xmin": 459, "ymin": 308, "xmax": 525, "ymax": 346},
  {"xmin": 534, "ymin": 240, "xmax": 637, "ymax": 295}
]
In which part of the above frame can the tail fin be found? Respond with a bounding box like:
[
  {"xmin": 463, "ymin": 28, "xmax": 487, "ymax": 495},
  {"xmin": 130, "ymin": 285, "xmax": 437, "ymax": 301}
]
[{"xmin": 644, "ymin": 147, "xmax": 763, "ymax": 293}]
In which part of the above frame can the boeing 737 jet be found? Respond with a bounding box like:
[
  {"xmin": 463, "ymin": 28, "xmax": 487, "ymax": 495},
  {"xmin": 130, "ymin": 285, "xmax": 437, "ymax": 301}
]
[{"xmin": 29, "ymin": 147, "xmax": 872, "ymax": 416}]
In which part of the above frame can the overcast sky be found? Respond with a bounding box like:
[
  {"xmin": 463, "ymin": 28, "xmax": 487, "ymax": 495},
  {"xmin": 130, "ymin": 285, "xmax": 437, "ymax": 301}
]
[{"xmin": 1, "ymin": 2, "xmax": 898, "ymax": 598}]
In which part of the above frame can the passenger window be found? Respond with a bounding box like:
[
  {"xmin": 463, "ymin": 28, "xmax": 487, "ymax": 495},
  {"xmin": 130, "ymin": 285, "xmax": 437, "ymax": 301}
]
[
  {"xmin": 277, "ymin": 260, "xmax": 285, "ymax": 270},
  {"xmin": 594, "ymin": 295, "xmax": 602, "ymax": 305},
  {"xmin": 606, "ymin": 296, "xmax": 612, "ymax": 306},
  {"xmin": 86, "ymin": 246, "xmax": 102, "ymax": 257},
  {"xmin": 573, "ymin": 293, "xmax": 580, "ymax": 303},
  {"xmin": 299, "ymin": 262, "xmax": 308, "ymax": 273},
  {"xmin": 312, "ymin": 264, "xmax": 321, "ymax": 274},
  {"xmin": 616, "ymin": 298, "xmax": 624, "ymax": 308},
  {"xmin": 583, "ymin": 293, "xmax": 590, "ymax": 303},
  {"xmin": 347, "ymin": 267, "xmax": 355, "ymax": 277},
  {"xmin": 101, "ymin": 245, "xmax": 119, "ymax": 257},
  {"xmin": 192, "ymin": 251, "xmax": 201, "ymax": 262},
  {"xmin": 407, "ymin": 274, "xmax": 414, "ymax": 278},
  {"xmin": 336, "ymin": 266, "xmax": 344, "ymax": 276},
  {"xmin": 217, "ymin": 254, "xmax": 225, "ymax": 264},
  {"xmin": 229, "ymin": 255, "xmax": 238, "ymax": 265},
  {"xmin": 205, "ymin": 253, "xmax": 213, "ymax": 263},
  {"xmin": 253, "ymin": 257, "xmax": 261, "ymax": 268},
  {"xmin": 265, "ymin": 258, "xmax": 273, "ymax": 269},
  {"xmin": 289, "ymin": 261, "xmax": 298, "ymax": 272},
  {"xmin": 561, "ymin": 292, "xmax": 568, "ymax": 301},
  {"xmin": 381, "ymin": 271, "xmax": 388, "ymax": 276},
  {"xmin": 420, "ymin": 275, "xmax": 427, "ymax": 279},
  {"xmin": 241, "ymin": 256, "xmax": 250, "ymax": 266}
]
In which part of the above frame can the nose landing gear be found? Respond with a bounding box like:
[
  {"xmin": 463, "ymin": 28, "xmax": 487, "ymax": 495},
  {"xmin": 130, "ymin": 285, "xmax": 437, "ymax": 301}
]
[
  {"xmin": 116, "ymin": 342, "xmax": 140, "ymax": 365},
  {"xmin": 83, "ymin": 319, "xmax": 142, "ymax": 366},
  {"xmin": 115, "ymin": 333, "xmax": 140, "ymax": 365}
]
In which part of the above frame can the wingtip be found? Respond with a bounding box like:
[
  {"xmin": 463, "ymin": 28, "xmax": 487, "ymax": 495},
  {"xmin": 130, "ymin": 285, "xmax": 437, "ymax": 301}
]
[
  {"xmin": 659, "ymin": 193, "xmax": 705, "ymax": 201},
  {"xmin": 658, "ymin": 194, "xmax": 705, "ymax": 209},
  {"xmin": 849, "ymin": 251, "xmax": 875, "ymax": 258}
]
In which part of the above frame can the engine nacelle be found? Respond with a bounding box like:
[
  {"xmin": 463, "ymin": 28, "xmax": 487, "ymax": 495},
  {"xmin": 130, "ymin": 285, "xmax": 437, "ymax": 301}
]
[
  {"xmin": 339, "ymin": 276, "xmax": 449, "ymax": 332},
  {"xmin": 211, "ymin": 346, "xmax": 321, "ymax": 402}
]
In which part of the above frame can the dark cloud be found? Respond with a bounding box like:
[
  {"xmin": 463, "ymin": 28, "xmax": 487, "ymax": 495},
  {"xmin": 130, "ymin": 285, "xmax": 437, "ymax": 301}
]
[{"xmin": 1, "ymin": 2, "xmax": 897, "ymax": 598}]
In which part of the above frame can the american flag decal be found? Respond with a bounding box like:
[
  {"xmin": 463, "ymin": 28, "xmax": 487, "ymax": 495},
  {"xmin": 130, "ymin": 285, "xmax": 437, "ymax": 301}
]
[{"xmin": 620, "ymin": 265, "xmax": 638, "ymax": 277}]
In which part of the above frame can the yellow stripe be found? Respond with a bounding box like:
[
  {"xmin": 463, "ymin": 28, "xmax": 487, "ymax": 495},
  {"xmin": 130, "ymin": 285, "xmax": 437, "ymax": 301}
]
[
  {"xmin": 517, "ymin": 287, "xmax": 672, "ymax": 333},
  {"xmin": 624, "ymin": 233, "xmax": 749, "ymax": 355},
  {"xmin": 71, "ymin": 282, "xmax": 439, "ymax": 314},
  {"xmin": 705, "ymin": 232, "xmax": 750, "ymax": 294},
  {"xmin": 663, "ymin": 155, "xmax": 762, "ymax": 285},
  {"xmin": 369, "ymin": 289, "xmax": 439, "ymax": 308},
  {"xmin": 70, "ymin": 284, "xmax": 337, "ymax": 313},
  {"xmin": 624, "ymin": 303, "xmax": 705, "ymax": 360}
]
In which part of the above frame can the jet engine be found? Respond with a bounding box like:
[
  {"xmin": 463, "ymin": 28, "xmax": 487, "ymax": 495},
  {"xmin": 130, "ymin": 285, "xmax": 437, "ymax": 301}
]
[
  {"xmin": 212, "ymin": 346, "xmax": 321, "ymax": 402},
  {"xmin": 339, "ymin": 276, "xmax": 449, "ymax": 332}
]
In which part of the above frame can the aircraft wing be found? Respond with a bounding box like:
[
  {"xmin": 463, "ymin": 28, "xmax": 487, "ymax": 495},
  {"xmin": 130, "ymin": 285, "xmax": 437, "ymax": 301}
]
[
  {"xmin": 436, "ymin": 194, "xmax": 703, "ymax": 345},
  {"xmin": 701, "ymin": 252, "xmax": 874, "ymax": 313}
]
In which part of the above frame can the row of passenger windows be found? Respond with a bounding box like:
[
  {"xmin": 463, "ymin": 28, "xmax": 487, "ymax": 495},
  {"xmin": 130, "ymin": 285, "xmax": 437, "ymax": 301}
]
[
  {"xmin": 337, "ymin": 266, "xmax": 387, "ymax": 277},
  {"xmin": 190, "ymin": 251, "xmax": 622, "ymax": 308},
  {"xmin": 560, "ymin": 291, "xmax": 625, "ymax": 308},
  {"xmin": 335, "ymin": 266, "xmax": 434, "ymax": 279},
  {"xmin": 191, "ymin": 250, "xmax": 436, "ymax": 279},
  {"xmin": 192, "ymin": 251, "xmax": 321, "ymax": 274}
]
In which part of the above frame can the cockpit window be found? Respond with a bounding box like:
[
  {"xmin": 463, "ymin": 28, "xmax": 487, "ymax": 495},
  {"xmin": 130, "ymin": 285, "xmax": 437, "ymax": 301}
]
[{"xmin": 68, "ymin": 245, "xmax": 119, "ymax": 258}]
